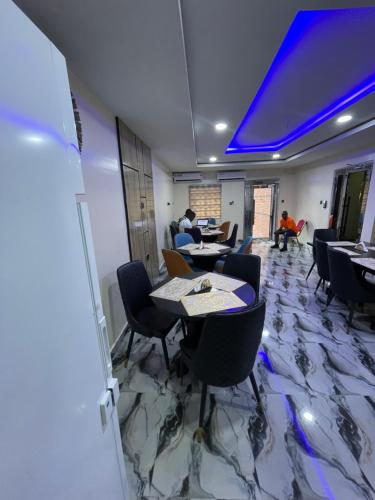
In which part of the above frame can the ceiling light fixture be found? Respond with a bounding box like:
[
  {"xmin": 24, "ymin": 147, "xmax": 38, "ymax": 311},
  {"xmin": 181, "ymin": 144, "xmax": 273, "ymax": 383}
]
[
  {"xmin": 336, "ymin": 114, "xmax": 353, "ymax": 124},
  {"xmin": 209, "ymin": 156, "xmax": 217, "ymax": 163},
  {"xmin": 272, "ymin": 153, "xmax": 281, "ymax": 159},
  {"xmin": 215, "ymin": 122, "xmax": 228, "ymax": 132}
]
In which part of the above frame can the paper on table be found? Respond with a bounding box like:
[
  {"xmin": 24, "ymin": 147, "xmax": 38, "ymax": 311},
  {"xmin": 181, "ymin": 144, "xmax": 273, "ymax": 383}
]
[
  {"xmin": 178, "ymin": 243, "xmax": 197, "ymax": 251},
  {"xmin": 334, "ymin": 247, "xmax": 358, "ymax": 256},
  {"xmin": 207, "ymin": 243, "xmax": 229, "ymax": 251},
  {"xmin": 190, "ymin": 248, "xmax": 220, "ymax": 255},
  {"xmin": 326, "ymin": 241, "xmax": 355, "ymax": 246},
  {"xmin": 194, "ymin": 272, "xmax": 245, "ymax": 292},
  {"xmin": 150, "ymin": 277, "xmax": 195, "ymax": 301},
  {"xmin": 181, "ymin": 290, "xmax": 246, "ymax": 316},
  {"xmin": 351, "ymin": 257, "xmax": 375, "ymax": 271}
]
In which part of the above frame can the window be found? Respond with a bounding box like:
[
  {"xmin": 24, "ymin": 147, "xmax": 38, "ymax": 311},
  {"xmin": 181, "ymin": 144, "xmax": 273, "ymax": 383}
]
[{"xmin": 189, "ymin": 184, "xmax": 221, "ymax": 220}]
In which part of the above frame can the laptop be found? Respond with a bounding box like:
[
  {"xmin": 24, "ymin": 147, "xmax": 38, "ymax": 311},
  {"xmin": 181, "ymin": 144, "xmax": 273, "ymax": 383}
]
[{"xmin": 196, "ymin": 218, "xmax": 209, "ymax": 227}]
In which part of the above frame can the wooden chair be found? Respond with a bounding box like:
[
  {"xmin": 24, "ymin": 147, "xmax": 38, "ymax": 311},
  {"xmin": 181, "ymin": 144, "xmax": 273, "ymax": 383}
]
[
  {"xmin": 162, "ymin": 249, "xmax": 193, "ymax": 278},
  {"xmin": 217, "ymin": 221, "xmax": 230, "ymax": 242}
]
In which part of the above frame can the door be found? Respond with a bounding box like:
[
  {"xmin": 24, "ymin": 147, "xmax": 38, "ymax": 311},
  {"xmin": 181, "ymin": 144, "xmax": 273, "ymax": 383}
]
[
  {"xmin": 145, "ymin": 175, "xmax": 159, "ymax": 280},
  {"xmin": 0, "ymin": 3, "xmax": 127, "ymax": 498},
  {"xmin": 244, "ymin": 182, "xmax": 278, "ymax": 239},
  {"xmin": 331, "ymin": 164, "xmax": 372, "ymax": 241},
  {"xmin": 122, "ymin": 165, "xmax": 145, "ymax": 261}
]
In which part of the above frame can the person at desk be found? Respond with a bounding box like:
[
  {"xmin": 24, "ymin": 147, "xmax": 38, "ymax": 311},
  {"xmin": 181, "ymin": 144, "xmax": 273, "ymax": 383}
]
[
  {"xmin": 271, "ymin": 210, "xmax": 297, "ymax": 252},
  {"xmin": 179, "ymin": 209, "xmax": 196, "ymax": 233}
]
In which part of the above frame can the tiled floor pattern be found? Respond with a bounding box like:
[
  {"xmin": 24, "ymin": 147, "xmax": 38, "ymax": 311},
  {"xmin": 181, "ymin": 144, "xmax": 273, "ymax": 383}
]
[{"xmin": 112, "ymin": 241, "xmax": 375, "ymax": 500}]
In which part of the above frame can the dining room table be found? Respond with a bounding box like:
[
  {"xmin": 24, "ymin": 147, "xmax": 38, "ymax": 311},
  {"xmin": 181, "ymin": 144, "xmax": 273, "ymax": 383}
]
[
  {"xmin": 200, "ymin": 227, "xmax": 224, "ymax": 243},
  {"xmin": 150, "ymin": 271, "xmax": 257, "ymax": 374},
  {"xmin": 176, "ymin": 242, "xmax": 231, "ymax": 271},
  {"xmin": 326, "ymin": 241, "xmax": 375, "ymax": 275}
]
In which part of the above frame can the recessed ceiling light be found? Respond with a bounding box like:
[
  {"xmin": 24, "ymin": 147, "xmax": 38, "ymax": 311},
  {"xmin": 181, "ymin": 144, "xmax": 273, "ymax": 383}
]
[
  {"xmin": 302, "ymin": 411, "xmax": 314, "ymax": 422},
  {"xmin": 336, "ymin": 114, "xmax": 352, "ymax": 124},
  {"xmin": 272, "ymin": 153, "xmax": 281, "ymax": 159},
  {"xmin": 209, "ymin": 156, "xmax": 217, "ymax": 163},
  {"xmin": 215, "ymin": 122, "xmax": 228, "ymax": 132},
  {"xmin": 26, "ymin": 135, "xmax": 44, "ymax": 143}
]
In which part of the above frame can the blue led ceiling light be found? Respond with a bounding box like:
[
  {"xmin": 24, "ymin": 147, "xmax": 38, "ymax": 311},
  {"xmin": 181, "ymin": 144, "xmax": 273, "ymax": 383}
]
[{"xmin": 227, "ymin": 8, "xmax": 375, "ymax": 154}]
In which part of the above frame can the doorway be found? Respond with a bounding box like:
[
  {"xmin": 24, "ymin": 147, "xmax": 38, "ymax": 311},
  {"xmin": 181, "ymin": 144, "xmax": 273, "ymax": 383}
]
[
  {"xmin": 330, "ymin": 163, "xmax": 372, "ymax": 241},
  {"xmin": 244, "ymin": 181, "xmax": 279, "ymax": 239}
]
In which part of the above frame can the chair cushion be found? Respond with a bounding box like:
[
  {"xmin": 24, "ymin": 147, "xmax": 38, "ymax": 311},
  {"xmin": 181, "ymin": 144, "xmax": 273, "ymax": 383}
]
[{"xmin": 135, "ymin": 306, "xmax": 178, "ymax": 338}]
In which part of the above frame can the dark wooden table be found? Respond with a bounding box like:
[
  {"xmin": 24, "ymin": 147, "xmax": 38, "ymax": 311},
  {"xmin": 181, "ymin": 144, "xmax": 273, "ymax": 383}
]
[
  {"xmin": 176, "ymin": 244, "xmax": 232, "ymax": 271},
  {"xmin": 150, "ymin": 272, "xmax": 257, "ymax": 319}
]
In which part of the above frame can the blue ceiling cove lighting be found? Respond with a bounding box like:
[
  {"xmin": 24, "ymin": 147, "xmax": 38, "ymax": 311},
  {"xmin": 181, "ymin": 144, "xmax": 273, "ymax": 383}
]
[{"xmin": 226, "ymin": 8, "xmax": 375, "ymax": 154}]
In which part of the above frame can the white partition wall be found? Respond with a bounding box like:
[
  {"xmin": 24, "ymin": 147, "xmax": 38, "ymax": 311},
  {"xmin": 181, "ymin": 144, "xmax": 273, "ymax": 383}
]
[{"xmin": 0, "ymin": 2, "xmax": 127, "ymax": 499}]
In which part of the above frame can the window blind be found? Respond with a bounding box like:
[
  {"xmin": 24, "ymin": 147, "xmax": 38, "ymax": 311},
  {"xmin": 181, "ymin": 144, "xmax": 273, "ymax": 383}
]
[{"xmin": 189, "ymin": 184, "xmax": 222, "ymax": 219}]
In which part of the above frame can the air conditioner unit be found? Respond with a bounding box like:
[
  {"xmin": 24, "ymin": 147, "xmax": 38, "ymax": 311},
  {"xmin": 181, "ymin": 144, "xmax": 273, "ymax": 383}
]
[
  {"xmin": 173, "ymin": 172, "xmax": 202, "ymax": 183},
  {"xmin": 217, "ymin": 171, "xmax": 246, "ymax": 181}
]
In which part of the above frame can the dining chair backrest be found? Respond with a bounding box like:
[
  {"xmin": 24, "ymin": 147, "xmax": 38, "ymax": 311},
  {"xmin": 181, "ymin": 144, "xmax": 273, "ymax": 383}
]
[
  {"xmin": 238, "ymin": 236, "xmax": 253, "ymax": 255},
  {"xmin": 315, "ymin": 239, "xmax": 330, "ymax": 282},
  {"xmin": 162, "ymin": 249, "xmax": 193, "ymax": 278},
  {"xmin": 223, "ymin": 253, "xmax": 261, "ymax": 299},
  {"xmin": 170, "ymin": 221, "xmax": 179, "ymax": 249},
  {"xmin": 185, "ymin": 227, "xmax": 202, "ymax": 243},
  {"xmin": 218, "ymin": 220, "xmax": 230, "ymax": 242},
  {"xmin": 327, "ymin": 247, "xmax": 368, "ymax": 303},
  {"xmin": 208, "ymin": 218, "xmax": 216, "ymax": 225},
  {"xmin": 175, "ymin": 232, "xmax": 194, "ymax": 248},
  {"xmin": 312, "ymin": 228, "xmax": 337, "ymax": 259},
  {"xmin": 223, "ymin": 223, "xmax": 238, "ymax": 248},
  {"xmin": 295, "ymin": 219, "xmax": 305, "ymax": 235},
  {"xmin": 117, "ymin": 261, "xmax": 152, "ymax": 327},
  {"xmin": 193, "ymin": 301, "xmax": 266, "ymax": 387}
]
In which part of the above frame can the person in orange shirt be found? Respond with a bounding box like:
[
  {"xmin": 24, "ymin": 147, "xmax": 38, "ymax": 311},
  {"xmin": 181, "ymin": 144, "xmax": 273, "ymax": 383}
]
[{"xmin": 271, "ymin": 210, "xmax": 298, "ymax": 252}]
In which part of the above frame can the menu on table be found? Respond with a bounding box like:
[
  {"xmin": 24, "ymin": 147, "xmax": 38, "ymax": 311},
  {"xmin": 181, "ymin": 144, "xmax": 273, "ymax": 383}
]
[
  {"xmin": 333, "ymin": 247, "xmax": 358, "ymax": 256},
  {"xmin": 150, "ymin": 277, "xmax": 196, "ymax": 301},
  {"xmin": 181, "ymin": 290, "xmax": 246, "ymax": 316},
  {"xmin": 194, "ymin": 272, "xmax": 245, "ymax": 292},
  {"xmin": 326, "ymin": 241, "xmax": 355, "ymax": 246}
]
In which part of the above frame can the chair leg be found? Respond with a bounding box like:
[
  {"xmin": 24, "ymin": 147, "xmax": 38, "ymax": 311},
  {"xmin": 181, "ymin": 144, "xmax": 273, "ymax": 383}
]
[
  {"xmin": 161, "ymin": 337, "xmax": 170, "ymax": 370},
  {"xmin": 306, "ymin": 261, "xmax": 315, "ymax": 281},
  {"xmin": 195, "ymin": 383, "xmax": 207, "ymax": 443},
  {"xmin": 314, "ymin": 278, "xmax": 322, "ymax": 294},
  {"xmin": 124, "ymin": 329, "xmax": 135, "ymax": 367},
  {"xmin": 249, "ymin": 372, "xmax": 262, "ymax": 408},
  {"xmin": 180, "ymin": 319, "xmax": 187, "ymax": 338},
  {"xmin": 348, "ymin": 302, "xmax": 355, "ymax": 327},
  {"xmin": 326, "ymin": 290, "xmax": 335, "ymax": 306}
]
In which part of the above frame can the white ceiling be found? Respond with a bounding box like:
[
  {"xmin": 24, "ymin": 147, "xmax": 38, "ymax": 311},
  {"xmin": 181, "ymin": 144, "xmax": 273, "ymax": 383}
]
[{"xmin": 13, "ymin": 0, "xmax": 375, "ymax": 172}]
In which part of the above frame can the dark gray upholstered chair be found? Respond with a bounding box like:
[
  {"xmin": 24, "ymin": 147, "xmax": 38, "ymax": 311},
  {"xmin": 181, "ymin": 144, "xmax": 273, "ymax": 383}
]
[
  {"xmin": 223, "ymin": 253, "xmax": 261, "ymax": 300},
  {"xmin": 306, "ymin": 228, "xmax": 337, "ymax": 281},
  {"xmin": 327, "ymin": 247, "xmax": 375, "ymax": 326},
  {"xmin": 117, "ymin": 261, "xmax": 179, "ymax": 369},
  {"xmin": 314, "ymin": 239, "xmax": 331, "ymax": 294},
  {"xmin": 180, "ymin": 300, "xmax": 266, "ymax": 441}
]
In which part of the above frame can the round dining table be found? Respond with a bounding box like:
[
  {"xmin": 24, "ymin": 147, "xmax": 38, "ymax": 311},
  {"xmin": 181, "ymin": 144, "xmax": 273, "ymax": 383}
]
[
  {"xmin": 150, "ymin": 271, "xmax": 257, "ymax": 320},
  {"xmin": 176, "ymin": 243, "xmax": 231, "ymax": 271},
  {"xmin": 200, "ymin": 228, "xmax": 224, "ymax": 243}
]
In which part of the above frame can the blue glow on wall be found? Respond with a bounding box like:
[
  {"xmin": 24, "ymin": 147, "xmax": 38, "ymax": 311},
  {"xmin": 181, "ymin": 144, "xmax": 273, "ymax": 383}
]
[{"xmin": 226, "ymin": 8, "xmax": 375, "ymax": 154}]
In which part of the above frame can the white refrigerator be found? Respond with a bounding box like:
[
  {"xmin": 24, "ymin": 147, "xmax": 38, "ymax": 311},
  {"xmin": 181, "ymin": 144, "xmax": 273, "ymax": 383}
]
[{"xmin": 0, "ymin": 1, "xmax": 127, "ymax": 498}]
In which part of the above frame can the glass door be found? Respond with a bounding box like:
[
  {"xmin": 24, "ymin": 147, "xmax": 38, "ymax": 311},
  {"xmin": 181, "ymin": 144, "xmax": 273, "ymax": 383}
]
[{"xmin": 244, "ymin": 181, "xmax": 279, "ymax": 239}]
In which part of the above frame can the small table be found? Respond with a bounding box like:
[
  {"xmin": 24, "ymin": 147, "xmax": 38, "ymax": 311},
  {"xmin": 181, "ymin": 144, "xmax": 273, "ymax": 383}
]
[
  {"xmin": 151, "ymin": 272, "xmax": 256, "ymax": 319},
  {"xmin": 176, "ymin": 242, "xmax": 232, "ymax": 271},
  {"xmin": 327, "ymin": 241, "xmax": 375, "ymax": 275},
  {"xmin": 200, "ymin": 229, "xmax": 224, "ymax": 243}
]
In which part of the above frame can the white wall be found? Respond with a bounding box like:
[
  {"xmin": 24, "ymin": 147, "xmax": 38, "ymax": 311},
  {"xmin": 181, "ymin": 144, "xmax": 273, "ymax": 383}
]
[
  {"xmin": 293, "ymin": 152, "xmax": 375, "ymax": 242},
  {"xmin": 152, "ymin": 158, "xmax": 174, "ymax": 268},
  {"xmin": 173, "ymin": 169, "xmax": 296, "ymax": 240},
  {"xmin": 69, "ymin": 72, "xmax": 130, "ymax": 348}
]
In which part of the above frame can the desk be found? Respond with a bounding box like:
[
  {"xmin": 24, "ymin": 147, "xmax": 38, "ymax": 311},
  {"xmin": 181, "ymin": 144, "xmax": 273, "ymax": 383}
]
[
  {"xmin": 176, "ymin": 242, "xmax": 231, "ymax": 271},
  {"xmin": 150, "ymin": 272, "xmax": 256, "ymax": 319}
]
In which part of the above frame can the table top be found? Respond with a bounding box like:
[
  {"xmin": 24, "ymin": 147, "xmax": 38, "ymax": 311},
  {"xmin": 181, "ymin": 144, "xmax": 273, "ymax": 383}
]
[
  {"xmin": 150, "ymin": 272, "xmax": 256, "ymax": 319},
  {"xmin": 176, "ymin": 242, "xmax": 231, "ymax": 258},
  {"xmin": 326, "ymin": 241, "xmax": 375, "ymax": 273},
  {"xmin": 201, "ymin": 229, "xmax": 224, "ymax": 236}
]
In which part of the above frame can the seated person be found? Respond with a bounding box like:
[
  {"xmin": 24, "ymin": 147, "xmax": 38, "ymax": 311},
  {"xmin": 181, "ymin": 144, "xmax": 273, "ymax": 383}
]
[
  {"xmin": 178, "ymin": 208, "xmax": 196, "ymax": 233},
  {"xmin": 271, "ymin": 211, "xmax": 297, "ymax": 252}
]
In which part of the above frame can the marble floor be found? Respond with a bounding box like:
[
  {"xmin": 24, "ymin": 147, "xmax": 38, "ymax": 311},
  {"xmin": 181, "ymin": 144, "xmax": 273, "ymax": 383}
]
[{"xmin": 112, "ymin": 240, "xmax": 375, "ymax": 500}]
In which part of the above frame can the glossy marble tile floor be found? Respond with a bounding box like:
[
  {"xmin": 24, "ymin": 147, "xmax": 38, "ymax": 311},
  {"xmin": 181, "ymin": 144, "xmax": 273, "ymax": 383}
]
[{"xmin": 112, "ymin": 241, "xmax": 375, "ymax": 500}]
